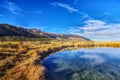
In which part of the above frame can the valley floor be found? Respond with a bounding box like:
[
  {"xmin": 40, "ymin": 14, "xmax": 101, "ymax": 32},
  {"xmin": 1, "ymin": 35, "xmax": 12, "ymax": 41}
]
[{"xmin": 0, "ymin": 40, "xmax": 120, "ymax": 80}]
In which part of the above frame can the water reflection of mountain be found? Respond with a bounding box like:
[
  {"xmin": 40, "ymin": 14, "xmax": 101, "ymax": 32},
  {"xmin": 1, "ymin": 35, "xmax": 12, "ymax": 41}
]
[{"xmin": 43, "ymin": 48, "xmax": 120, "ymax": 80}]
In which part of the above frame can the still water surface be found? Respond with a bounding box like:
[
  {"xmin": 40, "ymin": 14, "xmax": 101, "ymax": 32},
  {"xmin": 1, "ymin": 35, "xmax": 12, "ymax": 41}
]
[{"xmin": 43, "ymin": 47, "xmax": 120, "ymax": 80}]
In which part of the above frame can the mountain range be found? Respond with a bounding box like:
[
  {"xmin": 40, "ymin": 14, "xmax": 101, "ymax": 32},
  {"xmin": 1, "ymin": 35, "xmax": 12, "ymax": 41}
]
[{"xmin": 0, "ymin": 24, "xmax": 90, "ymax": 41}]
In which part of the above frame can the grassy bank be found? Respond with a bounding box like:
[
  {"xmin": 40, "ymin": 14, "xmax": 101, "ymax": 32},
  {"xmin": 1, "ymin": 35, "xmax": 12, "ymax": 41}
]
[{"xmin": 0, "ymin": 41, "xmax": 120, "ymax": 80}]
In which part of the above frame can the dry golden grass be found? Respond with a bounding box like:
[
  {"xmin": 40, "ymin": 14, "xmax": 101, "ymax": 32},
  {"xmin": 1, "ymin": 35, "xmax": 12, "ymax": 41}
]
[{"xmin": 0, "ymin": 40, "xmax": 120, "ymax": 80}]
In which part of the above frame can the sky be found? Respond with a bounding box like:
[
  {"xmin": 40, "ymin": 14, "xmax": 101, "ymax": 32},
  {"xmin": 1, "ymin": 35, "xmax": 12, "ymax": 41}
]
[{"xmin": 0, "ymin": 0, "xmax": 120, "ymax": 41}]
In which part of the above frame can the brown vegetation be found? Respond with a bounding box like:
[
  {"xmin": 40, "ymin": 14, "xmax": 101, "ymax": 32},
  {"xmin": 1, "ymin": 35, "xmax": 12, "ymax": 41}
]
[{"xmin": 0, "ymin": 41, "xmax": 120, "ymax": 80}]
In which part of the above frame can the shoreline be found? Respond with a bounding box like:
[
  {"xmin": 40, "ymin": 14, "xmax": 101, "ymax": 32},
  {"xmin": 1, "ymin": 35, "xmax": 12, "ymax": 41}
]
[{"xmin": 0, "ymin": 41, "xmax": 120, "ymax": 80}]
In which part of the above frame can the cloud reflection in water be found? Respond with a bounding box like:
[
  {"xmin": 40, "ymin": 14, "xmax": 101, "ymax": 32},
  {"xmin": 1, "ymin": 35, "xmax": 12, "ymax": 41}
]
[{"xmin": 43, "ymin": 47, "xmax": 120, "ymax": 80}]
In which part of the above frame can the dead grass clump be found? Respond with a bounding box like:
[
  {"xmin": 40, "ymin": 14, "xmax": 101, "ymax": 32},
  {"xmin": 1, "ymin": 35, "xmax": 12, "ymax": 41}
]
[{"xmin": 1, "ymin": 64, "xmax": 45, "ymax": 80}]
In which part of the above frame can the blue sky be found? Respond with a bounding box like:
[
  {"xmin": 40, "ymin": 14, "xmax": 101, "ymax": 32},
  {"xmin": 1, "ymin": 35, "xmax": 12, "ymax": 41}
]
[{"xmin": 0, "ymin": 0, "xmax": 120, "ymax": 41}]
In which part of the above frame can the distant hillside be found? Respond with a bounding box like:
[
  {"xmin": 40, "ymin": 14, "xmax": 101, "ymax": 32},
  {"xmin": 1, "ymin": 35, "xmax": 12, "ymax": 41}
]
[
  {"xmin": 0, "ymin": 24, "xmax": 90, "ymax": 41},
  {"xmin": 0, "ymin": 24, "xmax": 45, "ymax": 38}
]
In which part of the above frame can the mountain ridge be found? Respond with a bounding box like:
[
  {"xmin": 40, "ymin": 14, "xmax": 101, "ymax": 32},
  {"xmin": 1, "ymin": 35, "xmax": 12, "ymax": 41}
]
[{"xmin": 0, "ymin": 24, "xmax": 90, "ymax": 41}]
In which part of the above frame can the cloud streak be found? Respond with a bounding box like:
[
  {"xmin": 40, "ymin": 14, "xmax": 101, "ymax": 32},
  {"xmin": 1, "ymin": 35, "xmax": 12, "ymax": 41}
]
[
  {"xmin": 69, "ymin": 19, "xmax": 120, "ymax": 41},
  {"xmin": 50, "ymin": 2, "xmax": 79, "ymax": 13},
  {"xmin": 2, "ymin": 1, "xmax": 22, "ymax": 15},
  {"xmin": 79, "ymin": 12, "xmax": 93, "ymax": 21}
]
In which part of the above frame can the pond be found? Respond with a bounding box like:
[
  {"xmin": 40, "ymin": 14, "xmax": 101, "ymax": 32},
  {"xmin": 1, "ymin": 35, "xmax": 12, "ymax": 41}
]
[{"xmin": 43, "ymin": 47, "xmax": 120, "ymax": 80}]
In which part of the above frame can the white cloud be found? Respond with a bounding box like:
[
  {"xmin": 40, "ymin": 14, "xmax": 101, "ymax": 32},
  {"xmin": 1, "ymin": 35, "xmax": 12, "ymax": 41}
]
[
  {"xmin": 2, "ymin": 1, "xmax": 22, "ymax": 15},
  {"xmin": 80, "ymin": 20, "xmax": 106, "ymax": 31},
  {"xmin": 50, "ymin": 2, "xmax": 79, "ymax": 13},
  {"xmin": 69, "ymin": 19, "xmax": 120, "ymax": 41},
  {"xmin": 78, "ymin": 12, "xmax": 94, "ymax": 22}
]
